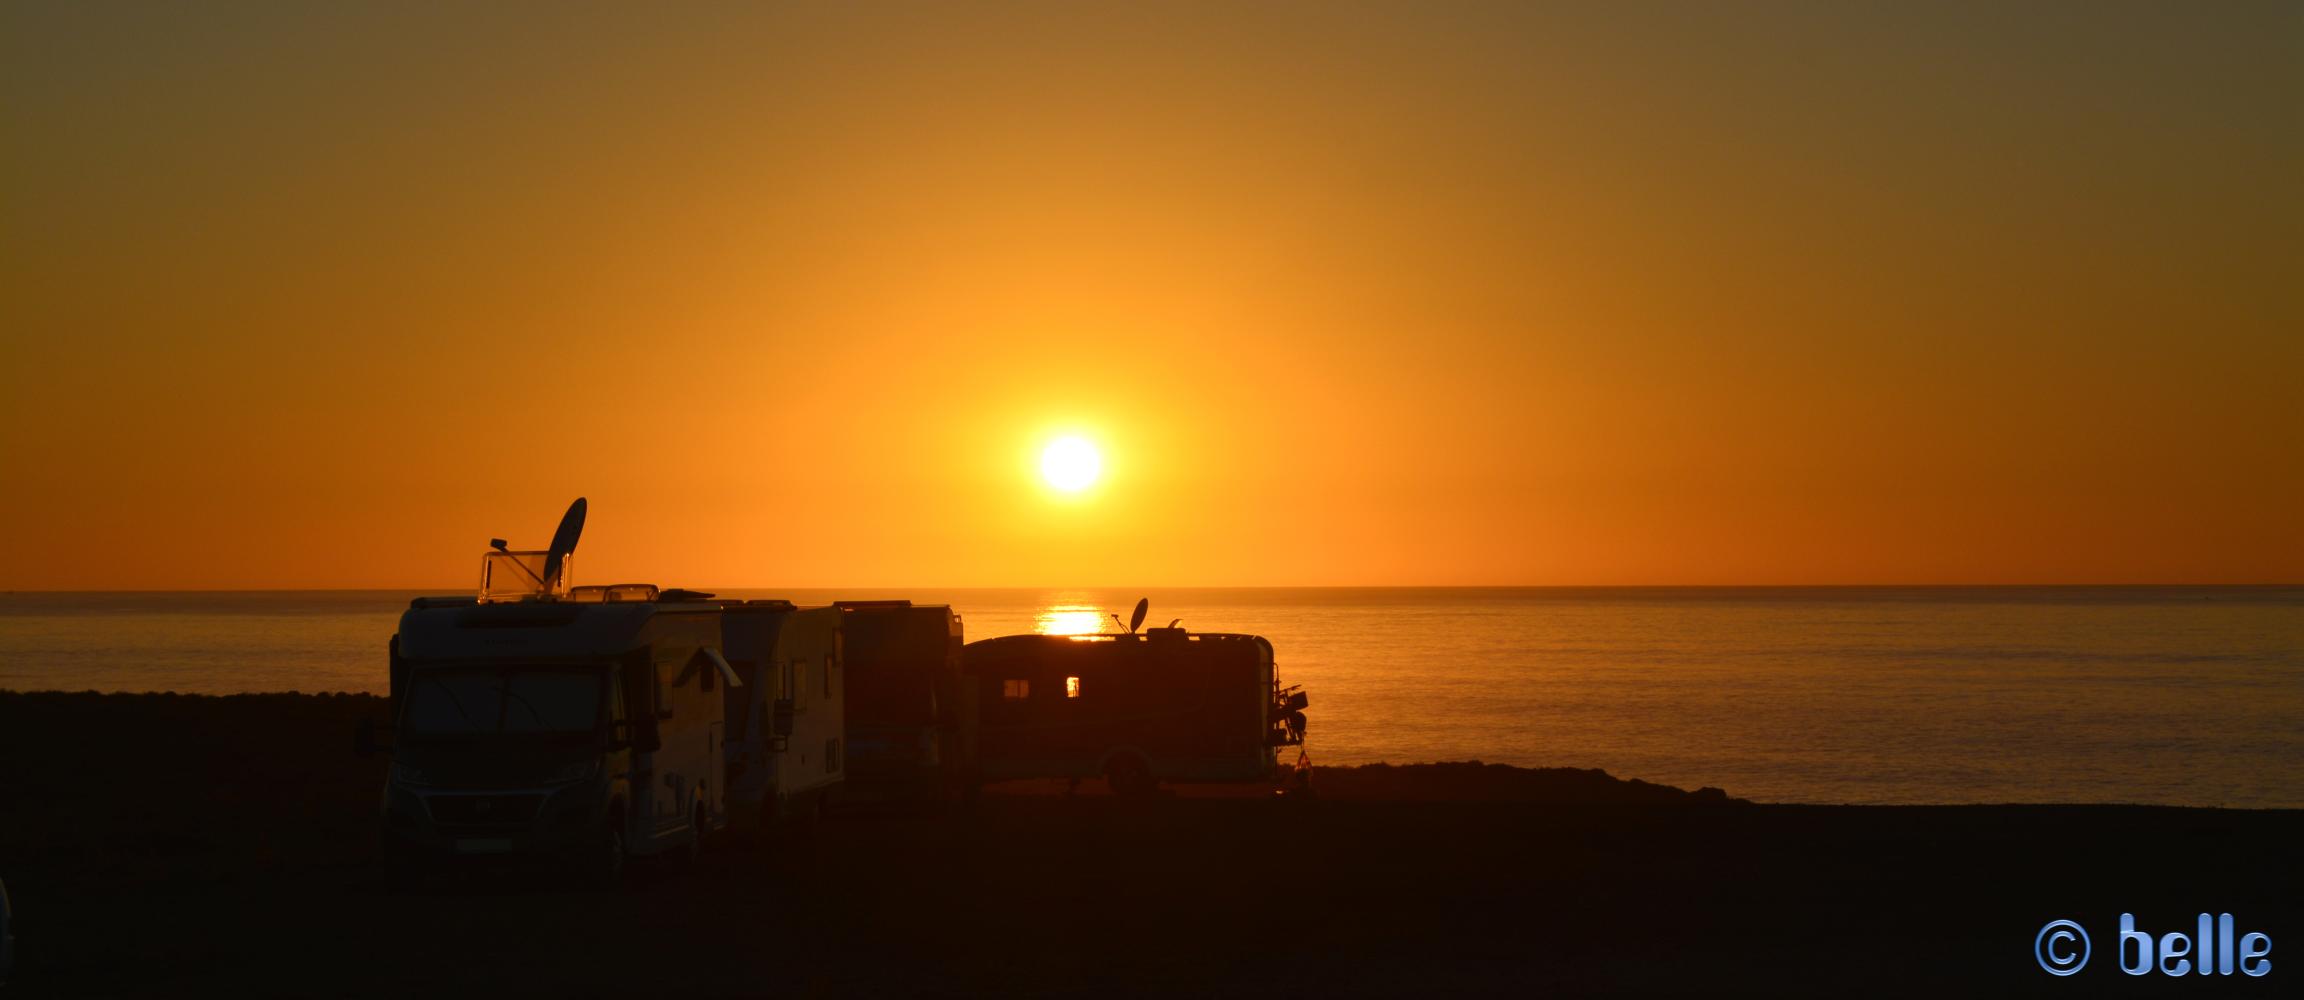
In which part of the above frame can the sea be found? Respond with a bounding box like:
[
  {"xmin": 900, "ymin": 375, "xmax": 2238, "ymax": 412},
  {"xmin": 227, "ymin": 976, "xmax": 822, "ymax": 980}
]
[{"xmin": 2, "ymin": 586, "xmax": 2297, "ymax": 808}]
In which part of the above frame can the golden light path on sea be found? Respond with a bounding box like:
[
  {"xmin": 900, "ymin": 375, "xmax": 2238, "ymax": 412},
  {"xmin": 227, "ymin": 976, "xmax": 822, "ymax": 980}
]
[{"xmin": 1035, "ymin": 607, "xmax": 1109, "ymax": 636}]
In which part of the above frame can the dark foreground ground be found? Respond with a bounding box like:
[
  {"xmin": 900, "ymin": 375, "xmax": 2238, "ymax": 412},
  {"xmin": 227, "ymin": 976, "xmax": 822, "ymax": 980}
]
[{"xmin": 1, "ymin": 692, "xmax": 2296, "ymax": 997}]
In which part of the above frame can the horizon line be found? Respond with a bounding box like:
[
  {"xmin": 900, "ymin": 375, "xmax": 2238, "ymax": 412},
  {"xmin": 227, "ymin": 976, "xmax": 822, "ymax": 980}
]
[{"xmin": 4, "ymin": 582, "xmax": 2298, "ymax": 595}]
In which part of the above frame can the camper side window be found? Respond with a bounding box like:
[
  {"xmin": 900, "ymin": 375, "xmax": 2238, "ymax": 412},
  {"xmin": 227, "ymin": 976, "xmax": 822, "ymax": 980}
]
[
  {"xmin": 789, "ymin": 658, "xmax": 807, "ymax": 711},
  {"xmin": 1065, "ymin": 676, "xmax": 1081, "ymax": 699},
  {"xmin": 822, "ymin": 654, "xmax": 833, "ymax": 698},
  {"xmin": 1002, "ymin": 679, "xmax": 1030, "ymax": 700},
  {"xmin": 654, "ymin": 661, "xmax": 674, "ymax": 720}
]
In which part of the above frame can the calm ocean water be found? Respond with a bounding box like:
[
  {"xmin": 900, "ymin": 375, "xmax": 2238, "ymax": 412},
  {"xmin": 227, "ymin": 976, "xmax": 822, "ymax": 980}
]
[{"xmin": 2, "ymin": 587, "xmax": 2298, "ymax": 807}]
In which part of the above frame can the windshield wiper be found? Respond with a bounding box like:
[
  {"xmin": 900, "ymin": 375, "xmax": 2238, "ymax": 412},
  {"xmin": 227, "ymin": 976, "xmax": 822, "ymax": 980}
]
[
  {"xmin": 426, "ymin": 680, "xmax": 480, "ymax": 730},
  {"xmin": 502, "ymin": 685, "xmax": 550, "ymax": 730}
]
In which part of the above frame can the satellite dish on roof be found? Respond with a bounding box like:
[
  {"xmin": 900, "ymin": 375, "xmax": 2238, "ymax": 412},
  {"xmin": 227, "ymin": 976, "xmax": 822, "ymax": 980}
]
[
  {"xmin": 1128, "ymin": 597, "xmax": 1148, "ymax": 635},
  {"xmin": 542, "ymin": 497, "xmax": 586, "ymax": 585}
]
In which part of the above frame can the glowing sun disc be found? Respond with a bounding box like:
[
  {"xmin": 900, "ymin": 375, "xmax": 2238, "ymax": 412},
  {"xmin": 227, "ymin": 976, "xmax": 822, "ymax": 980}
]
[{"xmin": 1041, "ymin": 436, "xmax": 1102, "ymax": 492}]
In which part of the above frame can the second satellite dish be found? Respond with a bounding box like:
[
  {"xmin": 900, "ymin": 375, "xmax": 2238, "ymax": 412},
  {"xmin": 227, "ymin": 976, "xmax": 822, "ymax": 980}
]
[
  {"xmin": 543, "ymin": 497, "xmax": 586, "ymax": 584},
  {"xmin": 1128, "ymin": 597, "xmax": 1149, "ymax": 635}
]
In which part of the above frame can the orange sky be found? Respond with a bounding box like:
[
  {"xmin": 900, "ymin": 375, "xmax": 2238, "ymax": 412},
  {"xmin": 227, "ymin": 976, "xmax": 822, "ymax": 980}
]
[{"xmin": 2, "ymin": 3, "xmax": 2298, "ymax": 589}]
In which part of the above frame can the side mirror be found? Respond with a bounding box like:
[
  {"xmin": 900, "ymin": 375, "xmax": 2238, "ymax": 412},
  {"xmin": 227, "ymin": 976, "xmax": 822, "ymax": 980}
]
[{"xmin": 354, "ymin": 717, "xmax": 392, "ymax": 756}]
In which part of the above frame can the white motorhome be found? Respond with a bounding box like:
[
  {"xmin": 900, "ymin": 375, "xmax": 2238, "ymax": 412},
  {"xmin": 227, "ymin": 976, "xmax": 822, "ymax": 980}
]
[
  {"xmin": 718, "ymin": 601, "xmax": 845, "ymax": 828},
  {"xmin": 364, "ymin": 500, "xmax": 747, "ymax": 884}
]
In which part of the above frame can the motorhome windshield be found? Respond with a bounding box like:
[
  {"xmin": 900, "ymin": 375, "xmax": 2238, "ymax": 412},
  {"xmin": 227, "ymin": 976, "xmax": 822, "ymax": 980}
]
[{"xmin": 401, "ymin": 665, "xmax": 605, "ymax": 740}]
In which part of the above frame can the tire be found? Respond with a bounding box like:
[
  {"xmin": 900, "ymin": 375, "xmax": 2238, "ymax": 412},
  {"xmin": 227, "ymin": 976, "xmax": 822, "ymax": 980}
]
[
  {"xmin": 380, "ymin": 839, "xmax": 424, "ymax": 892},
  {"xmin": 1105, "ymin": 754, "xmax": 1157, "ymax": 799},
  {"xmin": 590, "ymin": 814, "xmax": 627, "ymax": 890},
  {"xmin": 684, "ymin": 805, "xmax": 706, "ymax": 865},
  {"xmin": 772, "ymin": 792, "xmax": 825, "ymax": 870}
]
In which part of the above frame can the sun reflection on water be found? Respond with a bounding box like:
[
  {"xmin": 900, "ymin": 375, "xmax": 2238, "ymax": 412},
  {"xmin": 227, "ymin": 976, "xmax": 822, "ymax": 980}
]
[{"xmin": 1035, "ymin": 606, "xmax": 1110, "ymax": 635}]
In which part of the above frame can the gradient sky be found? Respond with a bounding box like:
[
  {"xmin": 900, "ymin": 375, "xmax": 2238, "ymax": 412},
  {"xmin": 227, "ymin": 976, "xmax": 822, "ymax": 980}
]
[{"xmin": 3, "ymin": 2, "xmax": 2298, "ymax": 589}]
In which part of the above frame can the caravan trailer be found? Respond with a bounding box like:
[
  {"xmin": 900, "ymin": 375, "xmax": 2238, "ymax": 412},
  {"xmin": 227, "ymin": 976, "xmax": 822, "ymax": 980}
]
[
  {"xmin": 718, "ymin": 601, "xmax": 845, "ymax": 828},
  {"xmin": 962, "ymin": 621, "xmax": 1307, "ymax": 796}
]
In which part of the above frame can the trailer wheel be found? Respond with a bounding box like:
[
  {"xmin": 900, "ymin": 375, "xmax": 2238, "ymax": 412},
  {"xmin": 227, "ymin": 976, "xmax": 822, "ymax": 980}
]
[
  {"xmin": 380, "ymin": 839, "xmax": 424, "ymax": 892},
  {"xmin": 591, "ymin": 811, "xmax": 627, "ymax": 890},
  {"xmin": 684, "ymin": 804, "xmax": 706, "ymax": 865},
  {"xmin": 1105, "ymin": 754, "xmax": 1157, "ymax": 798}
]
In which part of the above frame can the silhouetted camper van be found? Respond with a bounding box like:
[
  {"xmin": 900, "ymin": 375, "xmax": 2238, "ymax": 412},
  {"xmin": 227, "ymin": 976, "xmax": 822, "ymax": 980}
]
[
  {"xmin": 961, "ymin": 603, "xmax": 1307, "ymax": 796},
  {"xmin": 834, "ymin": 601, "xmax": 975, "ymax": 805},
  {"xmin": 361, "ymin": 500, "xmax": 759, "ymax": 885},
  {"xmin": 378, "ymin": 589, "xmax": 736, "ymax": 884},
  {"xmin": 717, "ymin": 600, "xmax": 844, "ymax": 829}
]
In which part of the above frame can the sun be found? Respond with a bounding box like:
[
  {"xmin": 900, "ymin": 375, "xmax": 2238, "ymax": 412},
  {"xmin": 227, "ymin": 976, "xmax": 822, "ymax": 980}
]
[{"xmin": 1040, "ymin": 436, "xmax": 1102, "ymax": 493}]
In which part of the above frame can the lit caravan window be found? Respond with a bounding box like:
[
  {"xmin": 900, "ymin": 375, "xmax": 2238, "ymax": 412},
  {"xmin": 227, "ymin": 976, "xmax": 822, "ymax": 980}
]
[
  {"xmin": 1002, "ymin": 679, "xmax": 1030, "ymax": 700},
  {"xmin": 1065, "ymin": 676, "xmax": 1081, "ymax": 699}
]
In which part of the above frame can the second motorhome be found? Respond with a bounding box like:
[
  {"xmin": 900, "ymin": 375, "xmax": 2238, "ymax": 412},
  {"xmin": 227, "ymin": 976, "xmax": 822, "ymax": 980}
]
[{"xmin": 718, "ymin": 600, "xmax": 845, "ymax": 829}]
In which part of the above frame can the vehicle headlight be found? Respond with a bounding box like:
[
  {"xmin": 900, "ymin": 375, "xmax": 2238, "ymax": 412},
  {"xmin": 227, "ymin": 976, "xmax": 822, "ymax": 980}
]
[
  {"xmin": 390, "ymin": 762, "xmax": 430, "ymax": 786},
  {"xmin": 546, "ymin": 759, "xmax": 598, "ymax": 786}
]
